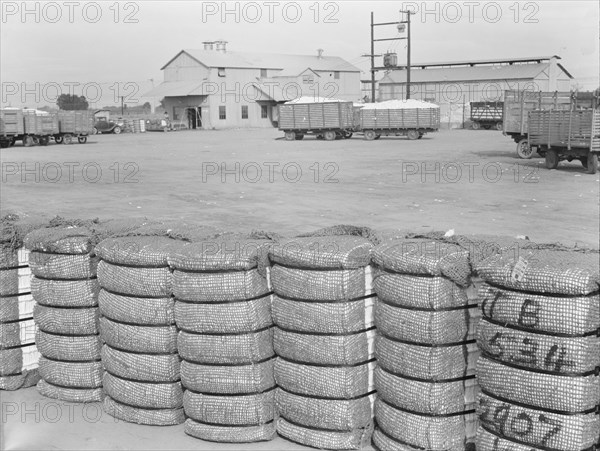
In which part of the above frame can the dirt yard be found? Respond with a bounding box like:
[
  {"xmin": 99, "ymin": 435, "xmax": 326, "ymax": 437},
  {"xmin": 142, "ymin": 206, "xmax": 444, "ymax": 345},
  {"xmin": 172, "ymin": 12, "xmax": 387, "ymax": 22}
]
[{"xmin": 1, "ymin": 128, "xmax": 599, "ymax": 247}]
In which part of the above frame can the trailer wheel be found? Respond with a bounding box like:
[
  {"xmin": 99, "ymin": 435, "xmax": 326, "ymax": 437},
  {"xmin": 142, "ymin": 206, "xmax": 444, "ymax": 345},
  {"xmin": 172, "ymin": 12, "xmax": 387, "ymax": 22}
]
[
  {"xmin": 516, "ymin": 139, "xmax": 533, "ymax": 159},
  {"xmin": 23, "ymin": 136, "xmax": 34, "ymax": 147},
  {"xmin": 585, "ymin": 154, "xmax": 598, "ymax": 174},
  {"xmin": 284, "ymin": 131, "xmax": 296, "ymax": 141},
  {"xmin": 55, "ymin": 135, "xmax": 64, "ymax": 144},
  {"xmin": 78, "ymin": 136, "xmax": 88, "ymax": 144},
  {"xmin": 322, "ymin": 131, "xmax": 335, "ymax": 141},
  {"xmin": 40, "ymin": 137, "xmax": 49, "ymax": 146},
  {"xmin": 294, "ymin": 134, "xmax": 304, "ymax": 140},
  {"xmin": 483, "ymin": 125, "xmax": 491, "ymax": 130},
  {"xmin": 545, "ymin": 149, "xmax": 559, "ymax": 169},
  {"xmin": 495, "ymin": 122, "xmax": 503, "ymax": 131},
  {"xmin": 472, "ymin": 122, "xmax": 480, "ymax": 130},
  {"xmin": 407, "ymin": 130, "xmax": 419, "ymax": 140},
  {"xmin": 63, "ymin": 134, "xmax": 73, "ymax": 145},
  {"xmin": 0, "ymin": 140, "xmax": 9, "ymax": 149},
  {"xmin": 364, "ymin": 130, "xmax": 376, "ymax": 141}
]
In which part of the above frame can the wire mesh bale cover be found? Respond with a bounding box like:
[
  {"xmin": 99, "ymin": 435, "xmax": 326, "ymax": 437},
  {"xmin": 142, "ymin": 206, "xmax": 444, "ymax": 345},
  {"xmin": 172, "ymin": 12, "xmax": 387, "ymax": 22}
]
[
  {"xmin": 474, "ymin": 248, "xmax": 600, "ymax": 296},
  {"xmin": 103, "ymin": 395, "xmax": 185, "ymax": 426},
  {"xmin": 33, "ymin": 304, "xmax": 99, "ymax": 335},
  {"xmin": 185, "ymin": 418, "xmax": 276, "ymax": 443},
  {"xmin": 35, "ymin": 329, "xmax": 101, "ymax": 361},
  {"xmin": 477, "ymin": 391, "xmax": 600, "ymax": 451},
  {"xmin": 99, "ymin": 316, "xmax": 177, "ymax": 354},
  {"xmin": 31, "ymin": 277, "xmax": 99, "ymax": 307},
  {"xmin": 103, "ymin": 372, "xmax": 183, "ymax": 409},
  {"xmin": 374, "ymin": 397, "xmax": 477, "ymax": 451},
  {"xmin": 277, "ymin": 416, "xmax": 373, "ymax": 450},
  {"xmin": 102, "ymin": 344, "xmax": 180, "ymax": 382},
  {"xmin": 95, "ymin": 236, "xmax": 186, "ymax": 297},
  {"xmin": 98, "ymin": 289, "xmax": 174, "ymax": 326}
]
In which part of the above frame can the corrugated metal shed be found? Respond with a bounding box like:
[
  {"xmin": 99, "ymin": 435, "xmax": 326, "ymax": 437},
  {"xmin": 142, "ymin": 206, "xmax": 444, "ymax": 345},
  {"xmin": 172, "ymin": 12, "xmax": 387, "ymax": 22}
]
[{"xmin": 379, "ymin": 63, "xmax": 555, "ymax": 84}]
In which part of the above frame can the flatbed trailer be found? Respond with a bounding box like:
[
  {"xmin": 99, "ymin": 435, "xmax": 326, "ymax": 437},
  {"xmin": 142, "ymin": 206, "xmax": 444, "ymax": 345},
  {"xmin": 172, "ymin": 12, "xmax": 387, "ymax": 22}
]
[
  {"xmin": 502, "ymin": 90, "xmax": 597, "ymax": 158},
  {"xmin": 54, "ymin": 111, "xmax": 94, "ymax": 144},
  {"xmin": 469, "ymin": 102, "xmax": 503, "ymax": 130},
  {"xmin": 356, "ymin": 104, "xmax": 440, "ymax": 140},
  {"xmin": 278, "ymin": 101, "xmax": 354, "ymax": 141},
  {"xmin": 528, "ymin": 109, "xmax": 600, "ymax": 174}
]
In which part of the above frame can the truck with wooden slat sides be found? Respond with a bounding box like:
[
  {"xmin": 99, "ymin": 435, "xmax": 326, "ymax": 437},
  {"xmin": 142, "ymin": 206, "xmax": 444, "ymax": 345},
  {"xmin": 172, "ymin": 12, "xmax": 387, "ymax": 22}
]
[
  {"xmin": 278, "ymin": 98, "xmax": 354, "ymax": 140},
  {"xmin": 0, "ymin": 109, "xmax": 24, "ymax": 148},
  {"xmin": 528, "ymin": 109, "xmax": 600, "ymax": 174},
  {"xmin": 55, "ymin": 110, "xmax": 94, "ymax": 144},
  {"xmin": 469, "ymin": 101, "xmax": 503, "ymax": 130},
  {"xmin": 0, "ymin": 109, "xmax": 59, "ymax": 147},
  {"xmin": 502, "ymin": 90, "xmax": 597, "ymax": 159},
  {"xmin": 356, "ymin": 100, "xmax": 440, "ymax": 140}
]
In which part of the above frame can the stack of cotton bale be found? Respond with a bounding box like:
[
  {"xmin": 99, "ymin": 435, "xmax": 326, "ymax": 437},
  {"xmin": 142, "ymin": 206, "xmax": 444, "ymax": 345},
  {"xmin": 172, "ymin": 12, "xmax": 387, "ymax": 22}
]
[
  {"xmin": 95, "ymin": 231, "xmax": 187, "ymax": 425},
  {"xmin": 0, "ymin": 216, "xmax": 43, "ymax": 390},
  {"xmin": 371, "ymin": 238, "xmax": 479, "ymax": 450},
  {"xmin": 169, "ymin": 235, "xmax": 276, "ymax": 443},
  {"xmin": 475, "ymin": 247, "xmax": 600, "ymax": 450},
  {"xmin": 270, "ymin": 227, "xmax": 377, "ymax": 450},
  {"xmin": 24, "ymin": 226, "xmax": 102, "ymax": 401}
]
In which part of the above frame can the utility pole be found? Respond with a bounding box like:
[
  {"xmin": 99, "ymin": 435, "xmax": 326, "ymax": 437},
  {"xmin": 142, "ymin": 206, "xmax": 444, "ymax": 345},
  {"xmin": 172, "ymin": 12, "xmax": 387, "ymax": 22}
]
[
  {"xmin": 121, "ymin": 96, "xmax": 124, "ymax": 116},
  {"xmin": 365, "ymin": 10, "xmax": 414, "ymax": 102}
]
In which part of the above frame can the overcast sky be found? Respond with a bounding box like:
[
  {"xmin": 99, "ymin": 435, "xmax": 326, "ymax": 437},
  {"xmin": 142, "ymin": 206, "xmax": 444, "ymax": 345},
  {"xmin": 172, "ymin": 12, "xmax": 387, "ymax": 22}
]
[{"xmin": 1, "ymin": 1, "xmax": 598, "ymax": 108}]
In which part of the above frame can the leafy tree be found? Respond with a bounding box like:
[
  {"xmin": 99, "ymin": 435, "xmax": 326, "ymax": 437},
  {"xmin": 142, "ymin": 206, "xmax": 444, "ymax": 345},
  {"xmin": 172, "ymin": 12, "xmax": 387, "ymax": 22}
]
[{"xmin": 56, "ymin": 94, "xmax": 89, "ymax": 110}]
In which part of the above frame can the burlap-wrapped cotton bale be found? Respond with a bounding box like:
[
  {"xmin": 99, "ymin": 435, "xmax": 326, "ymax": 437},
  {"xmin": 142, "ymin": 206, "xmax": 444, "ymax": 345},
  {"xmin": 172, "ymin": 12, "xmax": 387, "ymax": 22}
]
[
  {"xmin": 479, "ymin": 283, "xmax": 600, "ymax": 336},
  {"xmin": 276, "ymin": 388, "xmax": 375, "ymax": 431},
  {"xmin": 185, "ymin": 419, "xmax": 276, "ymax": 443},
  {"xmin": 97, "ymin": 261, "xmax": 171, "ymax": 298},
  {"xmin": 37, "ymin": 379, "xmax": 103, "ymax": 403},
  {"xmin": 35, "ymin": 330, "xmax": 101, "ymax": 361},
  {"xmin": 99, "ymin": 317, "xmax": 177, "ymax": 354},
  {"xmin": 375, "ymin": 335, "xmax": 478, "ymax": 381},
  {"xmin": 277, "ymin": 417, "xmax": 373, "ymax": 450},
  {"xmin": 31, "ymin": 277, "xmax": 99, "ymax": 307},
  {"xmin": 375, "ymin": 398, "xmax": 477, "ymax": 451},
  {"xmin": 103, "ymin": 372, "xmax": 183, "ymax": 409},
  {"xmin": 478, "ymin": 392, "xmax": 600, "ymax": 451},
  {"xmin": 29, "ymin": 253, "xmax": 98, "ymax": 280},
  {"xmin": 175, "ymin": 295, "xmax": 272, "ymax": 334},
  {"xmin": 101, "ymin": 345, "xmax": 180, "ymax": 382},
  {"xmin": 98, "ymin": 290, "xmax": 174, "ymax": 325},
  {"xmin": 178, "ymin": 328, "xmax": 274, "ymax": 365},
  {"xmin": 181, "ymin": 358, "xmax": 275, "ymax": 394},
  {"xmin": 274, "ymin": 327, "xmax": 376, "ymax": 366},
  {"xmin": 38, "ymin": 356, "xmax": 102, "ymax": 388},
  {"xmin": 184, "ymin": 388, "xmax": 275, "ymax": 425},
  {"xmin": 477, "ymin": 318, "xmax": 599, "ymax": 374},
  {"xmin": 272, "ymin": 295, "xmax": 375, "ymax": 334},
  {"xmin": 375, "ymin": 366, "xmax": 478, "ymax": 416},
  {"xmin": 33, "ymin": 304, "xmax": 98, "ymax": 335},
  {"xmin": 169, "ymin": 237, "xmax": 276, "ymax": 442},
  {"xmin": 103, "ymin": 395, "xmax": 185, "ymax": 426},
  {"xmin": 475, "ymin": 249, "xmax": 599, "ymax": 295},
  {"xmin": 275, "ymin": 357, "xmax": 375, "ymax": 399},
  {"xmin": 0, "ymin": 316, "xmax": 37, "ymax": 384},
  {"xmin": 477, "ymin": 355, "xmax": 599, "ymax": 414}
]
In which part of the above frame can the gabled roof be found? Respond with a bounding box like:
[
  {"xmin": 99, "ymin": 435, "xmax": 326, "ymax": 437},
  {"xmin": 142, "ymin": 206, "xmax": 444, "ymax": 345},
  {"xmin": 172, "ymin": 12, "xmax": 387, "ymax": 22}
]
[
  {"xmin": 143, "ymin": 80, "xmax": 207, "ymax": 97},
  {"xmin": 408, "ymin": 55, "xmax": 561, "ymax": 68},
  {"xmin": 378, "ymin": 63, "xmax": 571, "ymax": 84},
  {"xmin": 161, "ymin": 49, "xmax": 361, "ymax": 72}
]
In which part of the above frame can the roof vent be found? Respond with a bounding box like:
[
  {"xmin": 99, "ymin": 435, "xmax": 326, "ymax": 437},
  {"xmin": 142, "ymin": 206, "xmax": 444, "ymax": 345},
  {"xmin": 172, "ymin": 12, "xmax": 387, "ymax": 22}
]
[
  {"xmin": 202, "ymin": 41, "xmax": 214, "ymax": 50},
  {"xmin": 215, "ymin": 40, "xmax": 228, "ymax": 53}
]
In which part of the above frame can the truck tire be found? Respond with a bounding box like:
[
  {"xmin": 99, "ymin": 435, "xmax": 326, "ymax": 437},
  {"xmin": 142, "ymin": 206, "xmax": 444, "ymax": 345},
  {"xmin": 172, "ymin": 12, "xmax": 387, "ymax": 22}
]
[
  {"xmin": 407, "ymin": 130, "xmax": 419, "ymax": 140},
  {"xmin": 78, "ymin": 136, "xmax": 88, "ymax": 144},
  {"xmin": 585, "ymin": 154, "xmax": 598, "ymax": 174},
  {"xmin": 284, "ymin": 131, "xmax": 296, "ymax": 141},
  {"xmin": 472, "ymin": 122, "xmax": 480, "ymax": 130},
  {"xmin": 294, "ymin": 134, "xmax": 304, "ymax": 140},
  {"xmin": 55, "ymin": 135, "xmax": 64, "ymax": 144},
  {"xmin": 516, "ymin": 139, "xmax": 533, "ymax": 159},
  {"xmin": 364, "ymin": 130, "xmax": 376, "ymax": 141},
  {"xmin": 113, "ymin": 126, "xmax": 122, "ymax": 135},
  {"xmin": 545, "ymin": 149, "xmax": 559, "ymax": 169},
  {"xmin": 324, "ymin": 131, "xmax": 336, "ymax": 141}
]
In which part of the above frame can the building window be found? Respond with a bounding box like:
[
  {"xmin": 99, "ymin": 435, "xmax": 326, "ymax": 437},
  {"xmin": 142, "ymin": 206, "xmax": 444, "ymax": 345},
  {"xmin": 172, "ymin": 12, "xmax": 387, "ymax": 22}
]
[
  {"xmin": 219, "ymin": 106, "xmax": 226, "ymax": 120},
  {"xmin": 261, "ymin": 105, "xmax": 268, "ymax": 119},
  {"xmin": 334, "ymin": 71, "xmax": 340, "ymax": 79},
  {"xmin": 302, "ymin": 74, "xmax": 314, "ymax": 84},
  {"xmin": 241, "ymin": 105, "xmax": 248, "ymax": 119},
  {"xmin": 260, "ymin": 68, "xmax": 267, "ymax": 78},
  {"xmin": 218, "ymin": 67, "xmax": 226, "ymax": 77}
]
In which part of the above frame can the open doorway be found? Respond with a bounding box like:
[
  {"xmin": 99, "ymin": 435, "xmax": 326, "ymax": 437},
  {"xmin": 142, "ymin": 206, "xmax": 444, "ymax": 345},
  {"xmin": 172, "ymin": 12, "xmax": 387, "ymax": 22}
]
[{"xmin": 186, "ymin": 107, "xmax": 202, "ymax": 129}]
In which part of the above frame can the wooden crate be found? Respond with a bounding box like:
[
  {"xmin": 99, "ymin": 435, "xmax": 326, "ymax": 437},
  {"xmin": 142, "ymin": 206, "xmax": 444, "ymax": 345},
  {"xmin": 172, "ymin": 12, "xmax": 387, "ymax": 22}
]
[
  {"xmin": 278, "ymin": 102, "xmax": 354, "ymax": 130},
  {"xmin": 57, "ymin": 111, "xmax": 94, "ymax": 134},
  {"xmin": 0, "ymin": 109, "xmax": 24, "ymax": 135},
  {"xmin": 529, "ymin": 109, "xmax": 600, "ymax": 151},
  {"xmin": 359, "ymin": 107, "xmax": 440, "ymax": 130}
]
